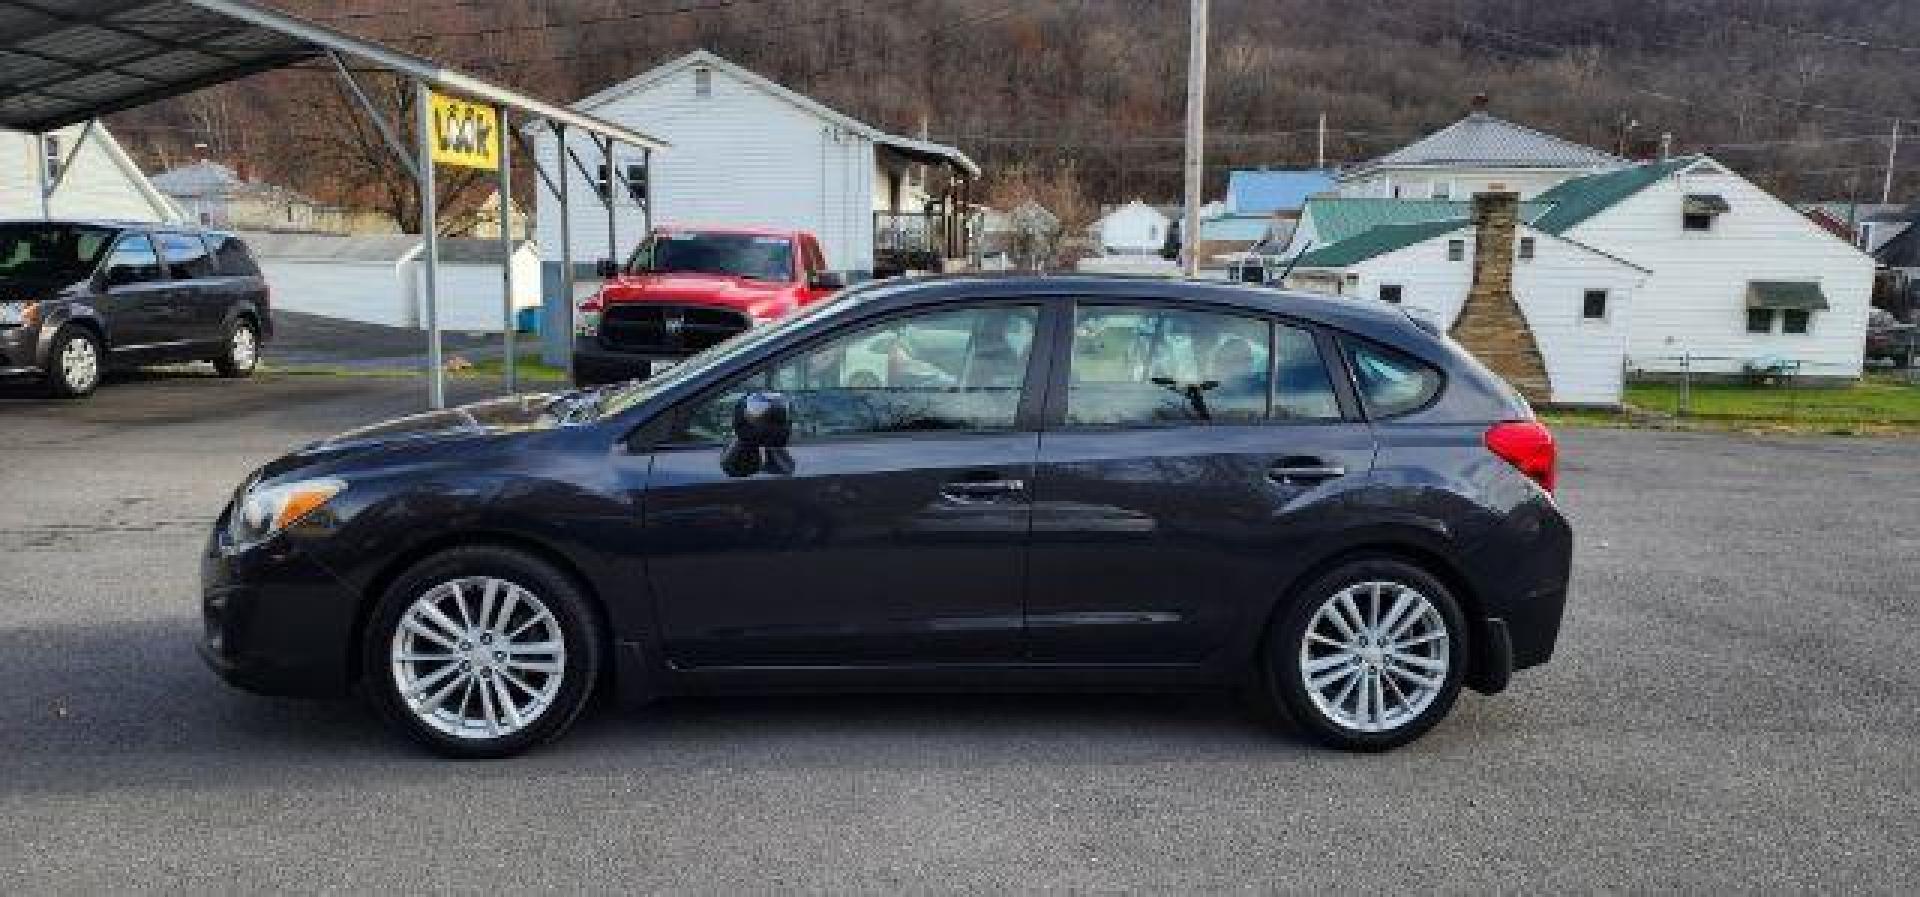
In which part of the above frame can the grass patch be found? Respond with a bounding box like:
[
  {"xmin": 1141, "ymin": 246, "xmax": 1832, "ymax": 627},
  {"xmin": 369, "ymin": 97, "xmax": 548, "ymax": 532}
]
[
  {"xmin": 1623, "ymin": 374, "xmax": 1920, "ymax": 426},
  {"xmin": 454, "ymin": 356, "xmax": 568, "ymax": 382}
]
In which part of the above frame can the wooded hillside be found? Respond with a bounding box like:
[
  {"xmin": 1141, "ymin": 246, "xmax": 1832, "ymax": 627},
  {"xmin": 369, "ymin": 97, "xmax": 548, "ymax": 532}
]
[{"xmin": 110, "ymin": 0, "xmax": 1920, "ymax": 221}]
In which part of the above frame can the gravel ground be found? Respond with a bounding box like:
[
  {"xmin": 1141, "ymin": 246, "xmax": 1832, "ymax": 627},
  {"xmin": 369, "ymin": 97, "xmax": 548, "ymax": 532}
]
[{"xmin": 1, "ymin": 371, "xmax": 1916, "ymax": 892}]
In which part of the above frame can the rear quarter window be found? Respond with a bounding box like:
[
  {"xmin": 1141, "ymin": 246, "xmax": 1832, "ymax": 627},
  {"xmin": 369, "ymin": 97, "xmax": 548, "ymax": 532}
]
[
  {"xmin": 205, "ymin": 234, "xmax": 261, "ymax": 277},
  {"xmin": 1343, "ymin": 338, "xmax": 1443, "ymax": 418}
]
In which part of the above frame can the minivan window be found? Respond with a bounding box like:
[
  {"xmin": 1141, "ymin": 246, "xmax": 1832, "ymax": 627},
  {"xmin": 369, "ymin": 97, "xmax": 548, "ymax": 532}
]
[
  {"xmin": 1344, "ymin": 339, "xmax": 1443, "ymax": 418},
  {"xmin": 675, "ymin": 305, "xmax": 1038, "ymax": 443},
  {"xmin": 1067, "ymin": 305, "xmax": 1270, "ymax": 425},
  {"xmin": 157, "ymin": 232, "xmax": 217, "ymax": 279},
  {"xmin": 205, "ymin": 233, "xmax": 261, "ymax": 277},
  {"xmin": 0, "ymin": 223, "xmax": 115, "ymax": 281},
  {"xmin": 102, "ymin": 234, "xmax": 165, "ymax": 286}
]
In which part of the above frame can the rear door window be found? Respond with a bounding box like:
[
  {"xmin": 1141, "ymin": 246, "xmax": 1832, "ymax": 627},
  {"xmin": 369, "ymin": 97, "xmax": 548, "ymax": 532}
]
[
  {"xmin": 1343, "ymin": 339, "xmax": 1443, "ymax": 418},
  {"xmin": 1066, "ymin": 305, "xmax": 1271, "ymax": 425},
  {"xmin": 157, "ymin": 232, "xmax": 216, "ymax": 280}
]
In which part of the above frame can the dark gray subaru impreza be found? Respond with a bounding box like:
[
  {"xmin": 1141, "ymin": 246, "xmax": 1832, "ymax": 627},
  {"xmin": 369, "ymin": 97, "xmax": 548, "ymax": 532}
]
[{"xmin": 202, "ymin": 274, "xmax": 1570, "ymax": 758}]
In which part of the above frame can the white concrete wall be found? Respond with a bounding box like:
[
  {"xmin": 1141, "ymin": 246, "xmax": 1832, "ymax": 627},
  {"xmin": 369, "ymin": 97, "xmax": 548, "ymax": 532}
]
[
  {"xmin": 1339, "ymin": 167, "xmax": 1596, "ymax": 201},
  {"xmin": 0, "ymin": 125, "xmax": 176, "ymax": 222},
  {"xmin": 263, "ymin": 249, "xmax": 541, "ymax": 333},
  {"xmin": 534, "ymin": 62, "xmax": 875, "ymax": 273},
  {"xmin": 1289, "ymin": 225, "xmax": 1644, "ymax": 405},
  {"xmin": 1565, "ymin": 161, "xmax": 1876, "ymax": 377}
]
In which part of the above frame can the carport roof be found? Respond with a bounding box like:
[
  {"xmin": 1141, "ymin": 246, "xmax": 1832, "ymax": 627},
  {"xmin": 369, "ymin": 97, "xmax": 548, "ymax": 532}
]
[{"xmin": 0, "ymin": 0, "xmax": 668, "ymax": 151}]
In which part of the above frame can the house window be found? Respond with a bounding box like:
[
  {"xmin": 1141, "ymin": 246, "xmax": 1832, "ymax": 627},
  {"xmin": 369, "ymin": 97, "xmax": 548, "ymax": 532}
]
[
  {"xmin": 1519, "ymin": 237, "xmax": 1536, "ymax": 260},
  {"xmin": 1683, "ymin": 213, "xmax": 1715, "ymax": 232},
  {"xmin": 1782, "ymin": 309, "xmax": 1811, "ymax": 334},
  {"xmin": 1378, "ymin": 284, "xmax": 1404, "ymax": 304},
  {"xmin": 1447, "ymin": 240, "xmax": 1465, "ymax": 261},
  {"xmin": 1431, "ymin": 181, "xmax": 1451, "ymax": 200},
  {"xmin": 693, "ymin": 66, "xmax": 712, "ymax": 98},
  {"xmin": 1683, "ymin": 193, "xmax": 1728, "ymax": 232},
  {"xmin": 1582, "ymin": 290, "xmax": 1608, "ymax": 320},
  {"xmin": 43, "ymin": 135, "xmax": 62, "ymax": 183},
  {"xmin": 1746, "ymin": 309, "xmax": 1774, "ymax": 334}
]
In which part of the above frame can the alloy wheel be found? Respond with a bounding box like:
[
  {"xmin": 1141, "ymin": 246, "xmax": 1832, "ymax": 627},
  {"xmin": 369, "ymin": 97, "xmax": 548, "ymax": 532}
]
[
  {"xmin": 389, "ymin": 576, "xmax": 567, "ymax": 740},
  {"xmin": 230, "ymin": 325, "xmax": 257, "ymax": 371},
  {"xmin": 1297, "ymin": 580, "xmax": 1451, "ymax": 732},
  {"xmin": 60, "ymin": 335, "xmax": 99, "ymax": 392}
]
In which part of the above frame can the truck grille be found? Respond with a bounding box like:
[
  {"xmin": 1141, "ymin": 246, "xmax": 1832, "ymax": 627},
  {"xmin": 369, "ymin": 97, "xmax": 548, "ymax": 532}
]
[{"xmin": 600, "ymin": 305, "xmax": 752, "ymax": 353}]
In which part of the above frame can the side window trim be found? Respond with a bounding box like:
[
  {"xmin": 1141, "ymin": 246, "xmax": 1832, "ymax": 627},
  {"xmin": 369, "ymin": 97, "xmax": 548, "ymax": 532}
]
[{"xmin": 656, "ymin": 300, "xmax": 1058, "ymax": 449}]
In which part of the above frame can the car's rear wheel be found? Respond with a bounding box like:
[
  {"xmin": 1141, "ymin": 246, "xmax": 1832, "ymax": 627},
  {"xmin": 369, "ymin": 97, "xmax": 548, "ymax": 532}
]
[
  {"xmin": 1261, "ymin": 557, "xmax": 1467, "ymax": 751},
  {"xmin": 45, "ymin": 327, "xmax": 102, "ymax": 398},
  {"xmin": 364, "ymin": 546, "xmax": 602, "ymax": 759},
  {"xmin": 212, "ymin": 318, "xmax": 259, "ymax": 378}
]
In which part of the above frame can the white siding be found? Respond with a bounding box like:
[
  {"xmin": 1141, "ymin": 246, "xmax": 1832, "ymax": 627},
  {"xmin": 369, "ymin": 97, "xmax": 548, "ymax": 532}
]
[
  {"xmin": 0, "ymin": 125, "xmax": 177, "ymax": 222},
  {"xmin": 1289, "ymin": 226, "xmax": 1644, "ymax": 405},
  {"xmin": 533, "ymin": 63, "xmax": 874, "ymax": 272},
  {"xmin": 1340, "ymin": 167, "xmax": 1598, "ymax": 201},
  {"xmin": 264, "ymin": 249, "xmax": 541, "ymax": 332},
  {"xmin": 1564, "ymin": 164, "xmax": 1875, "ymax": 377},
  {"xmin": 1095, "ymin": 201, "xmax": 1170, "ymax": 255}
]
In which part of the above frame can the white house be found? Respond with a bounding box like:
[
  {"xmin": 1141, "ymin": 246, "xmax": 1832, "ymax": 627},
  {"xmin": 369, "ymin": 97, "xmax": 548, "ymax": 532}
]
[
  {"xmin": 1092, "ymin": 200, "xmax": 1170, "ymax": 256},
  {"xmin": 1287, "ymin": 215, "xmax": 1648, "ymax": 405},
  {"xmin": 0, "ymin": 123, "xmax": 180, "ymax": 221},
  {"xmin": 239, "ymin": 232, "xmax": 542, "ymax": 332},
  {"xmin": 1337, "ymin": 102, "xmax": 1625, "ymax": 201},
  {"xmin": 531, "ymin": 50, "xmax": 979, "ymax": 278}
]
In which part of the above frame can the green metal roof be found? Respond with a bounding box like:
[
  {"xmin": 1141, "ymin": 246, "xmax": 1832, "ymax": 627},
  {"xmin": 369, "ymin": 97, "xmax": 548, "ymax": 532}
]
[
  {"xmin": 1746, "ymin": 281, "xmax": 1830, "ymax": 311},
  {"xmin": 1530, "ymin": 157, "xmax": 1695, "ymax": 234},
  {"xmin": 1300, "ymin": 197, "xmax": 1550, "ymax": 245},
  {"xmin": 1294, "ymin": 219, "xmax": 1470, "ymax": 267}
]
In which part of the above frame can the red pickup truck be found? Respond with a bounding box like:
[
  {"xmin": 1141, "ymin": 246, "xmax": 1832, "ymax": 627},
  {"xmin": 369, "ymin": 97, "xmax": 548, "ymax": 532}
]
[{"xmin": 573, "ymin": 226, "xmax": 846, "ymax": 385}]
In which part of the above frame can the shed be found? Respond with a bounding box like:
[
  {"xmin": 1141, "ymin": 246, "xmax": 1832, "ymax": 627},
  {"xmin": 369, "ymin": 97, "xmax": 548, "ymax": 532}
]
[{"xmin": 240, "ymin": 231, "xmax": 541, "ymax": 332}]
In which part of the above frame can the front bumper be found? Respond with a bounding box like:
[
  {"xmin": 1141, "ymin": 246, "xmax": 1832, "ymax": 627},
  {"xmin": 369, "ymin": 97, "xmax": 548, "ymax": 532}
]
[
  {"xmin": 200, "ymin": 519, "xmax": 362, "ymax": 698},
  {"xmin": 572, "ymin": 339, "xmax": 688, "ymax": 384},
  {"xmin": 0, "ymin": 324, "xmax": 45, "ymax": 376}
]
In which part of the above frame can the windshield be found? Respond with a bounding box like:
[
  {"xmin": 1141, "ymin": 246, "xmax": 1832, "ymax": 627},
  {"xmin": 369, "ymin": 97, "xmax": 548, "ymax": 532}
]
[
  {"xmin": 0, "ymin": 223, "xmax": 116, "ymax": 282},
  {"xmin": 595, "ymin": 286, "xmax": 873, "ymax": 419},
  {"xmin": 630, "ymin": 232, "xmax": 795, "ymax": 282}
]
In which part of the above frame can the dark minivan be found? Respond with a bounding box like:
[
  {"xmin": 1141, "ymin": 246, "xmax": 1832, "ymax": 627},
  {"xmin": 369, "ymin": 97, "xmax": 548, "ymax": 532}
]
[
  {"xmin": 201, "ymin": 275, "xmax": 1570, "ymax": 758},
  {"xmin": 0, "ymin": 220, "xmax": 270, "ymax": 398}
]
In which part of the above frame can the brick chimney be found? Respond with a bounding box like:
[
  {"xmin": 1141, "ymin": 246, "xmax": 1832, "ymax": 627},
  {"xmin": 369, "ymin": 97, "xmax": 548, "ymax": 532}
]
[{"xmin": 1450, "ymin": 191, "xmax": 1552, "ymax": 402}]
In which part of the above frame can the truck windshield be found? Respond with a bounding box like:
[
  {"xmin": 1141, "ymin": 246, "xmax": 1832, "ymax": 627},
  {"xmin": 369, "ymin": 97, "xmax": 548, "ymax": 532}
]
[
  {"xmin": 631, "ymin": 232, "xmax": 794, "ymax": 282},
  {"xmin": 0, "ymin": 223, "xmax": 116, "ymax": 282}
]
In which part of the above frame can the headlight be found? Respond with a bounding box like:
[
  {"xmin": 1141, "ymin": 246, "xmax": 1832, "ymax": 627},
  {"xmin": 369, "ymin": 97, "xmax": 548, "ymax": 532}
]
[
  {"xmin": 230, "ymin": 477, "xmax": 347, "ymax": 546},
  {"xmin": 0, "ymin": 300, "xmax": 39, "ymax": 327},
  {"xmin": 576, "ymin": 308, "xmax": 601, "ymax": 337}
]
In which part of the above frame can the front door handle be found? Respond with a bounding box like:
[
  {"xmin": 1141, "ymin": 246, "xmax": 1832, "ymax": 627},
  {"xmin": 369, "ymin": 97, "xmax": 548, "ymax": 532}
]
[
  {"xmin": 940, "ymin": 478, "xmax": 1026, "ymax": 501},
  {"xmin": 1268, "ymin": 460, "xmax": 1346, "ymax": 483}
]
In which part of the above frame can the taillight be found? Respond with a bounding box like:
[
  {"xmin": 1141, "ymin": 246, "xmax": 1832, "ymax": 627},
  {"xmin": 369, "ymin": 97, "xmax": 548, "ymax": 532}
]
[
  {"xmin": 1484, "ymin": 420, "xmax": 1557, "ymax": 493},
  {"xmin": 576, "ymin": 295, "xmax": 604, "ymax": 337}
]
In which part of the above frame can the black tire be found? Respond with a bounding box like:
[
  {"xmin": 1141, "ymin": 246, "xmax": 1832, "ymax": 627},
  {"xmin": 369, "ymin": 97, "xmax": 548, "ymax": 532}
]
[
  {"xmin": 363, "ymin": 545, "xmax": 603, "ymax": 759},
  {"xmin": 43, "ymin": 326, "xmax": 103, "ymax": 399},
  {"xmin": 1257, "ymin": 556, "xmax": 1469, "ymax": 752},
  {"xmin": 212, "ymin": 318, "xmax": 259, "ymax": 378}
]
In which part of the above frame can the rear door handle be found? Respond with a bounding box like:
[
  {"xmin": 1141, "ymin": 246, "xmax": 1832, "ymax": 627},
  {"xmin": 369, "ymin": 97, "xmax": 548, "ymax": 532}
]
[
  {"xmin": 940, "ymin": 478, "xmax": 1027, "ymax": 501},
  {"xmin": 1268, "ymin": 461, "xmax": 1346, "ymax": 483}
]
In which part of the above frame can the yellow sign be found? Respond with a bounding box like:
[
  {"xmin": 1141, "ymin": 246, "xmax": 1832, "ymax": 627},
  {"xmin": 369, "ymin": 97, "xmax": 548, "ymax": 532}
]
[{"xmin": 428, "ymin": 92, "xmax": 499, "ymax": 171}]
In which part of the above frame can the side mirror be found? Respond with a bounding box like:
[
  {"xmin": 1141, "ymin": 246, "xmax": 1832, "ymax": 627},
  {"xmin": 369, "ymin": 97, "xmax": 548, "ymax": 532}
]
[
  {"xmin": 595, "ymin": 258, "xmax": 620, "ymax": 278},
  {"xmin": 733, "ymin": 391, "xmax": 791, "ymax": 448},
  {"xmin": 808, "ymin": 270, "xmax": 848, "ymax": 291}
]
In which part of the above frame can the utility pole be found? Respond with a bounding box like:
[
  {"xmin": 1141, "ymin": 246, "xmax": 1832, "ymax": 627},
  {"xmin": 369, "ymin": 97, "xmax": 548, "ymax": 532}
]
[
  {"xmin": 1316, "ymin": 111, "xmax": 1327, "ymax": 170},
  {"xmin": 1180, "ymin": 0, "xmax": 1208, "ymax": 277},
  {"xmin": 1659, "ymin": 132, "xmax": 1673, "ymax": 162},
  {"xmin": 1882, "ymin": 119, "xmax": 1901, "ymax": 204}
]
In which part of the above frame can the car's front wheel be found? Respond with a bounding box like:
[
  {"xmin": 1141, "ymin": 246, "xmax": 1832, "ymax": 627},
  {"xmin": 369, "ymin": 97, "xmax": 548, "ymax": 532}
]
[
  {"xmin": 364, "ymin": 546, "xmax": 602, "ymax": 759},
  {"xmin": 1261, "ymin": 557, "xmax": 1467, "ymax": 751},
  {"xmin": 45, "ymin": 326, "xmax": 102, "ymax": 398},
  {"xmin": 212, "ymin": 318, "xmax": 259, "ymax": 378}
]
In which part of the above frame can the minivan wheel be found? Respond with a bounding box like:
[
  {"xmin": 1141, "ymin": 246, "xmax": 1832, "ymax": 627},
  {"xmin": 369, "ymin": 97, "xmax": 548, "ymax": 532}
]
[
  {"xmin": 363, "ymin": 546, "xmax": 602, "ymax": 759},
  {"xmin": 213, "ymin": 319, "xmax": 259, "ymax": 378},
  {"xmin": 45, "ymin": 327, "xmax": 102, "ymax": 398},
  {"xmin": 1261, "ymin": 558, "xmax": 1468, "ymax": 752}
]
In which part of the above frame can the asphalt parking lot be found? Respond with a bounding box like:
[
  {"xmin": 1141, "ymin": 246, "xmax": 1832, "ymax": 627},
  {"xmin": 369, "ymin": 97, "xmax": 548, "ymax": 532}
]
[{"xmin": 2, "ymin": 371, "xmax": 1917, "ymax": 892}]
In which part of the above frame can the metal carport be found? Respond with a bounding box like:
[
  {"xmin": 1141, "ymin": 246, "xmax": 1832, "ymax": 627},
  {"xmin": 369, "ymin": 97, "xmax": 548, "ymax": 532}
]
[{"xmin": 0, "ymin": 0, "xmax": 668, "ymax": 407}]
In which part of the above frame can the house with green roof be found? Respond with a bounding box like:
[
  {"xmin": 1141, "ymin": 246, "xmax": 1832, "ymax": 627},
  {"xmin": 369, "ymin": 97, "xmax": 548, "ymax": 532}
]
[{"xmin": 1283, "ymin": 155, "xmax": 1877, "ymax": 398}]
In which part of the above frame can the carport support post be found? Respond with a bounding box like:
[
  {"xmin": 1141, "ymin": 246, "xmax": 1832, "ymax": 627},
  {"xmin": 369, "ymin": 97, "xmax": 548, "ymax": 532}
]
[
  {"xmin": 415, "ymin": 79, "xmax": 446, "ymax": 410},
  {"xmin": 555, "ymin": 123, "xmax": 576, "ymax": 383},
  {"xmin": 498, "ymin": 105, "xmax": 517, "ymax": 394},
  {"xmin": 601, "ymin": 135, "xmax": 617, "ymax": 271},
  {"xmin": 34, "ymin": 131, "xmax": 50, "ymax": 219}
]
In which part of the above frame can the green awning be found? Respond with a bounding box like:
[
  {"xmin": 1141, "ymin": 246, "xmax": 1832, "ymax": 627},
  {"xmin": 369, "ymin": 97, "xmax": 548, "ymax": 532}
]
[
  {"xmin": 1746, "ymin": 281, "xmax": 1830, "ymax": 311},
  {"xmin": 1684, "ymin": 193, "xmax": 1731, "ymax": 215}
]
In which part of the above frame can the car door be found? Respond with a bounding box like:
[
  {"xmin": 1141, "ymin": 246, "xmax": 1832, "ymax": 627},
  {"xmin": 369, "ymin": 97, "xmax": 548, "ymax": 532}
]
[
  {"xmin": 641, "ymin": 302, "xmax": 1051, "ymax": 667},
  {"xmin": 95, "ymin": 232, "xmax": 174, "ymax": 354},
  {"xmin": 1025, "ymin": 301, "xmax": 1376, "ymax": 663},
  {"xmin": 154, "ymin": 232, "xmax": 224, "ymax": 351}
]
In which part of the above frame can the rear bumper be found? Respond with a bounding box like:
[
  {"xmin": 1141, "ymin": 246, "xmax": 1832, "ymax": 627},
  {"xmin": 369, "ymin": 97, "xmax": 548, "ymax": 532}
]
[{"xmin": 200, "ymin": 523, "xmax": 360, "ymax": 698}]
